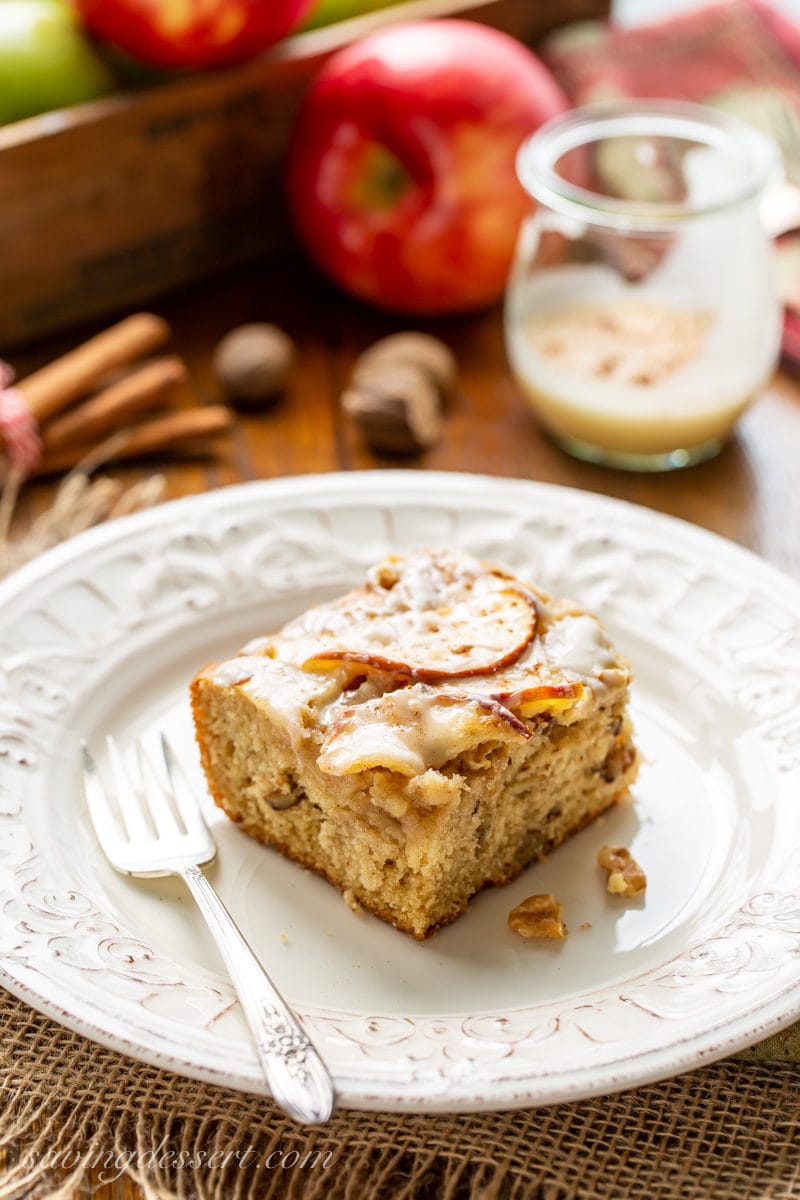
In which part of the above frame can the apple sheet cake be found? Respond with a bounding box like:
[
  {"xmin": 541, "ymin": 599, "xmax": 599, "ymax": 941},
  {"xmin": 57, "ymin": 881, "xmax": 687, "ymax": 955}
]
[{"xmin": 190, "ymin": 549, "xmax": 638, "ymax": 938}]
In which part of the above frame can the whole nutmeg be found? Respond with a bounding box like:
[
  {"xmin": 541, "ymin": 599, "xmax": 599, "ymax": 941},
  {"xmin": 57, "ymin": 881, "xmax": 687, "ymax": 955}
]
[
  {"xmin": 354, "ymin": 332, "xmax": 457, "ymax": 404},
  {"xmin": 212, "ymin": 323, "xmax": 296, "ymax": 407},
  {"xmin": 342, "ymin": 362, "xmax": 442, "ymax": 455}
]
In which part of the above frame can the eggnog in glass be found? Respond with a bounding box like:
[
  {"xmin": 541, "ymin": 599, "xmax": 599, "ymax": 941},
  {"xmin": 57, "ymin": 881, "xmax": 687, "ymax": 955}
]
[{"xmin": 506, "ymin": 102, "xmax": 782, "ymax": 470}]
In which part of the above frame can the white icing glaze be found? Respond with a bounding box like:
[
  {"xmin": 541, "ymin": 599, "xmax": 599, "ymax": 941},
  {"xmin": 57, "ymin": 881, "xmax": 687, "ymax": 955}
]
[
  {"xmin": 279, "ymin": 552, "xmax": 534, "ymax": 678},
  {"xmin": 539, "ymin": 613, "xmax": 618, "ymax": 682},
  {"xmin": 212, "ymin": 659, "xmax": 259, "ymax": 687},
  {"xmin": 366, "ymin": 550, "xmax": 489, "ymax": 614},
  {"xmin": 209, "ymin": 551, "xmax": 628, "ymax": 776},
  {"xmin": 210, "ymin": 656, "xmax": 337, "ymax": 750},
  {"xmin": 318, "ymin": 721, "xmax": 426, "ymax": 777},
  {"xmin": 317, "ymin": 686, "xmax": 528, "ymax": 778}
]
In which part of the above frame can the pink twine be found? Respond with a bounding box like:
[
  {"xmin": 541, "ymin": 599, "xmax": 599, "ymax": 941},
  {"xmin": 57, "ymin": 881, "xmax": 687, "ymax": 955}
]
[{"xmin": 0, "ymin": 360, "xmax": 41, "ymax": 475}]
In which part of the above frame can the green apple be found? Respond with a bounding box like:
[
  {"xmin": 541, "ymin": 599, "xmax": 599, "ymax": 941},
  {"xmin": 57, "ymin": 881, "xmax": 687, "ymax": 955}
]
[
  {"xmin": 300, "ymin": 0, "xmax": 398, "ymax": 32},
  {"xmin": 0, "ymin": 0, "xmax": 115, "ymax": 127}
]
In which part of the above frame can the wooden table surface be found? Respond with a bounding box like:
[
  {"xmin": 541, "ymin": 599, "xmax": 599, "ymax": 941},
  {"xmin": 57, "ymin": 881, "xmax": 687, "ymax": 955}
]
[
  {"xmin": 13, "ymin": 251, "xmax": 800, "ymax": 584},
  {"xmin": 6, "ymin": 248, "xmax": 800, "ymax": 1198}
]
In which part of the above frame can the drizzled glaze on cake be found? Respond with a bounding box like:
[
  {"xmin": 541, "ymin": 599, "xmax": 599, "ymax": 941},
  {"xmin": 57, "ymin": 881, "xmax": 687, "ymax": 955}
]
[{"xmin": 208, "ymin": 550, "xmax": 628, "ymax": 776}]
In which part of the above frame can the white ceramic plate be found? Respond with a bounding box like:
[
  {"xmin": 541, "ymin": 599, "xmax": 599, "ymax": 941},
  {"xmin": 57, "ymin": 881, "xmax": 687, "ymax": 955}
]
[{"xmin": 1, "ymin": 471, "xmax": 799, "ymax": 1113}]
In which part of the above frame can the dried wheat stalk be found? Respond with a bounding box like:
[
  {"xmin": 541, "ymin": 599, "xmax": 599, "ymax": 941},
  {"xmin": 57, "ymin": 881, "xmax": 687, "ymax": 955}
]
[{"xmin": 0, "ymin": 465, "xmax": 166, "ymax": 581}]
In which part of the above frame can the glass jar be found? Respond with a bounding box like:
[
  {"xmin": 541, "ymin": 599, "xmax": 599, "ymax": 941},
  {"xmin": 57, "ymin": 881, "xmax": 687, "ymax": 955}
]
[{"xmin": 505, "ymin": 101, "xmax": 782, "ymax": 471}]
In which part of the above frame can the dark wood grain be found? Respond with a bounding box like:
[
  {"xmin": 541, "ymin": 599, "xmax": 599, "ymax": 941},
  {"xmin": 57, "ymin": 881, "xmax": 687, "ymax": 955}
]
[{"xmin": 4, "ymin": 248, "xmax": 800, "ymax": 1198}]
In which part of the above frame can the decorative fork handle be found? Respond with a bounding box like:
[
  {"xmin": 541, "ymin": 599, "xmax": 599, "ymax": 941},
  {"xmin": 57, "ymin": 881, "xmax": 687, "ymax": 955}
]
[{"xmin": 180, "ymin": 863, "xmax": 336, "ymax": 1124}]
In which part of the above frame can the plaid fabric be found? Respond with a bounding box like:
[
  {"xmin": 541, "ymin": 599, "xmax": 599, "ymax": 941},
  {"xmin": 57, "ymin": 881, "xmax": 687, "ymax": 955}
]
[{"xmin": 542, "ymin": 0, "xmax": 800, "ymax": 367}]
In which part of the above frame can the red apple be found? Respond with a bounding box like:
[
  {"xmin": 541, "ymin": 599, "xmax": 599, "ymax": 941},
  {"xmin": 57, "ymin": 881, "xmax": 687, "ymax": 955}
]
[
  {"xmin": 75, "ymin": 0, "xmax": 314, "ymax": 69},
  {"xmin": 286, "ymin": 19, "xmax": 567, "ymax": 314}
]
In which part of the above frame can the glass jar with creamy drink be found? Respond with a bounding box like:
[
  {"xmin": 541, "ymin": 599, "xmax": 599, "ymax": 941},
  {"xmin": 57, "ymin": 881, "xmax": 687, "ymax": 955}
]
[{"xmin": 505, "ymin": 101, "xmax": 782, "ymax": 470}]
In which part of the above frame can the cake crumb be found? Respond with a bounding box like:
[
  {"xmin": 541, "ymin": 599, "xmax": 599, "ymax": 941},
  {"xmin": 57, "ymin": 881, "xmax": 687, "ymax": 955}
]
[
  {"xmin": 508, "ymin": 893, "xmax": 567, "ymax": 939},
  {"xmin": 580, "ymin": 921, "xmax": 592, "ymax": 930},
  {"xmin": 343, "ymin": 888, "xmax": 363, "ymax": 914},
  {"xmin": 280, "ymin": 932, "xmax": 289, "ymax": 946},
  {"xmin": 598, "ymin": 845, "xmax": 646, "ymax": 898}
]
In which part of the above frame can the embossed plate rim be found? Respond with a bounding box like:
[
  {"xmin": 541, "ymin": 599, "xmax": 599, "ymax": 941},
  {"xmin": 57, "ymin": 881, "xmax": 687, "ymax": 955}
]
[{"xmin": 0, "ymin": 470, "xmax": 799, "ymax": 1112}]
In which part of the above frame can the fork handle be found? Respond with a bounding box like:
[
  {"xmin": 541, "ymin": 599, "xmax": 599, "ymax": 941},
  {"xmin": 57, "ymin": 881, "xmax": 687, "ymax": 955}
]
[{"xmin": 180, "ymin": 863, "xmax": 336, "ymax": 1124}]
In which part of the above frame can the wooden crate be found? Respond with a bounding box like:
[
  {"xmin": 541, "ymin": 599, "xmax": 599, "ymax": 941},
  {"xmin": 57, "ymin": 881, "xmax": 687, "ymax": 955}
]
[{"xmin": 0, "ymin": 0, "xmax": 608, "ymax": 348}]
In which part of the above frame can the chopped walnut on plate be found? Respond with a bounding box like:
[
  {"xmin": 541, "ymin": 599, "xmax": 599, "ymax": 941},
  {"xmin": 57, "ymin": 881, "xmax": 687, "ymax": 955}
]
[
  {"xmin": 598, "ymin": 845, "xmax": 647, "ymax": 898},
  {"xmin": 508, "ymin": 893, "xmax": 567, "ymax": 939}
]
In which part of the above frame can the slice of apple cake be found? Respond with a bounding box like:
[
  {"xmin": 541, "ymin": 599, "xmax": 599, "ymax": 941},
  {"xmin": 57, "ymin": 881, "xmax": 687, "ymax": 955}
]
[{"xmin": 190, "ymin": 549, "xmax": 637, "ymax": 938}]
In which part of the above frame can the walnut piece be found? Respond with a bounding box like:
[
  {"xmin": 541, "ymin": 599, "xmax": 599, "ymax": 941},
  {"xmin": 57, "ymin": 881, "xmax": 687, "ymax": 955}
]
[
  {"xmin": 598, "ymin": 845, "xmax": 646, "ymax": 898},
  {"xmin": 601, "ymin": 738, "xmax": 637, "ymax": 782},
  {"xmin": 508, "ymin": 893, "xmax": 567, "ymax": 939}
]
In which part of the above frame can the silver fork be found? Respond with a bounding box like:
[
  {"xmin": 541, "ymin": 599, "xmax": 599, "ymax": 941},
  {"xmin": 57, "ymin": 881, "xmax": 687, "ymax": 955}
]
[{"xmin": 81, "ymin": 734, "xmax": 336, "ymax": 1125}]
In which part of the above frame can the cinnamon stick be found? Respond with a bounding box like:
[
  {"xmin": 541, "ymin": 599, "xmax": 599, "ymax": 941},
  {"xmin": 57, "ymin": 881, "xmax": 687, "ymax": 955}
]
[
  {"xmin": 41, "ymin": 357, "xmax": 187, "ymax": 451},
  {"xmin": 16, "ymin": 313, "xmax": 170, "ymax": 425},
  {"xmin": 33, "ymin": 406, "xmax": 233, "ymax": 477}
]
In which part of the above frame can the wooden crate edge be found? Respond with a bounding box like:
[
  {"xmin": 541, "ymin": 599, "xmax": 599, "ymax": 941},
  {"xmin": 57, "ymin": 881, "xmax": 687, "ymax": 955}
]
[{"xmin": 0, "ymin": 0, "xmax": 609, "ymax": 348}]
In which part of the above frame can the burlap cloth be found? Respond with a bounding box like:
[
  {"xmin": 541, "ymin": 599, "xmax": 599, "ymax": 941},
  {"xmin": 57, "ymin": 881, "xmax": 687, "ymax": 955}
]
[{"xmin": 0, "ymin": 988, "xmax": 797, "ymax": 1199}]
